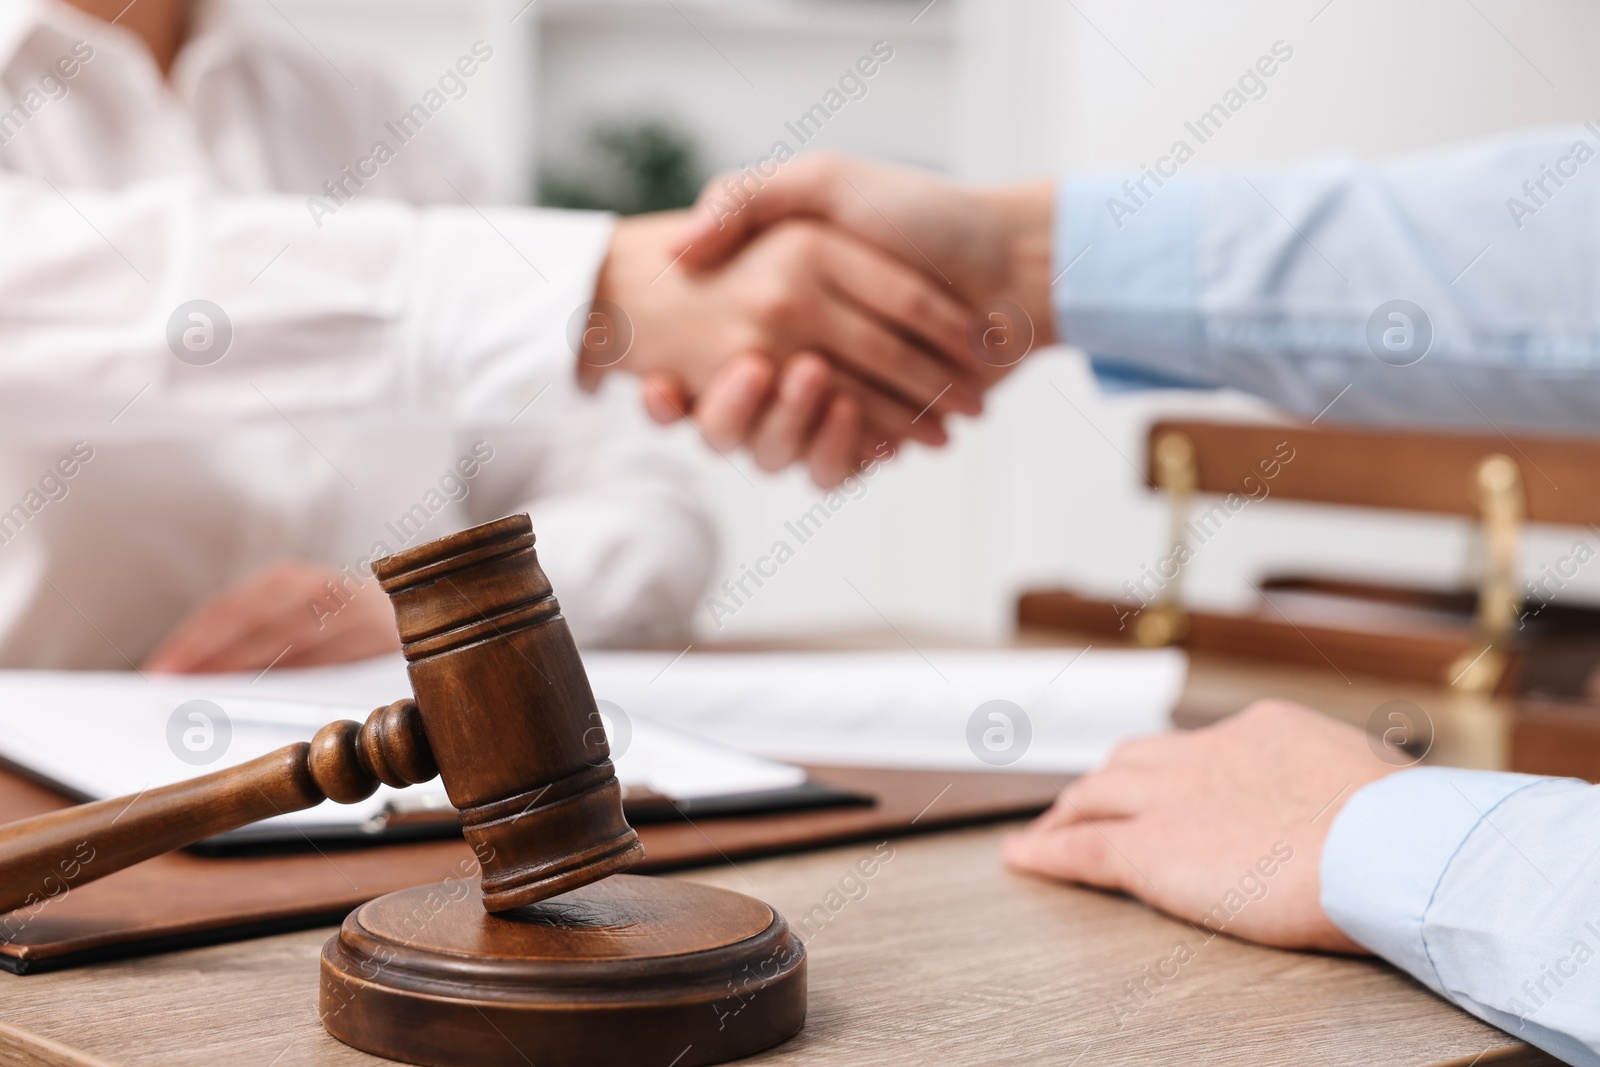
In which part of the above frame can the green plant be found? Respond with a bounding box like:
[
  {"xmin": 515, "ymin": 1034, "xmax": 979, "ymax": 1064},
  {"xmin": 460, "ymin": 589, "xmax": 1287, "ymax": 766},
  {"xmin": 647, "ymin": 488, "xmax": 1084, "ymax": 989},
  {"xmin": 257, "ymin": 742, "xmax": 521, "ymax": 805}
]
[{"xmin": 539, "ymin": 119, "xmax": 705, "ymax": 215}]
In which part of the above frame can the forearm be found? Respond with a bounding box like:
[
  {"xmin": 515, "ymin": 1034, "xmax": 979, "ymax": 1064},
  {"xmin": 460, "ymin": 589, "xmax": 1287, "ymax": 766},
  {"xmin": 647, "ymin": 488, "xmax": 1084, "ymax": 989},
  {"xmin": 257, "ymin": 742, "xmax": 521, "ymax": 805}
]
[
  {"xmin": 1053, "ymin": 127, "xmax": 1600, "ymax": 429},
  {"xmin": 1323, "ymin": 767, "xmax": 1600, "ymax": 1066},
  {"xmin": 530, "ymin": 487, "xmax": 714, "ymax": 647},
  {"xmin": 983, "ymin": 179, "xmax": 1057, "ymax": 350},
  {"xmin": 0, "ymin": 173, "xmax": 611, "ymax": 430}
]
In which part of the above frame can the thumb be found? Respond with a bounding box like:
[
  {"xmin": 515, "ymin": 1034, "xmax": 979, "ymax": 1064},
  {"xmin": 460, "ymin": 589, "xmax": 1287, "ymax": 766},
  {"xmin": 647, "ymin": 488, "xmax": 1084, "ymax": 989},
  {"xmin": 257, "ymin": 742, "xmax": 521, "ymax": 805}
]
[
  {"xmin": 674, "ymin": 179, "xmax": 756, "ymax": 269},
  {"xmin": 675, "ymin": 154, "xmax": 847, "ymax": 269}
]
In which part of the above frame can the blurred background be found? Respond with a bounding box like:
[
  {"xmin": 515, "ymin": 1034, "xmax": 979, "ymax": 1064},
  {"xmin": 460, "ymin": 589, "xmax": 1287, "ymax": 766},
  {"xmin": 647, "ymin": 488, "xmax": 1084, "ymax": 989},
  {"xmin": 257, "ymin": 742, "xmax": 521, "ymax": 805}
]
[{"xmin": 248, "ymin": 0, "xmax": 1600, "ymax": 641}]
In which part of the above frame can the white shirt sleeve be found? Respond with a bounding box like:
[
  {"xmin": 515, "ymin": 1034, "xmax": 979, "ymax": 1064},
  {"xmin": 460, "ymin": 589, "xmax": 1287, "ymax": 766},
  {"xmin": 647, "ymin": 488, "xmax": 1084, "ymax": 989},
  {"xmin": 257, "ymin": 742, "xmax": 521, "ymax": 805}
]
[
  {"xmin": 1322, "ymin": 766, "xmax": 1600, "ymax": 1066},
  {"xmin": 0, "ymin": 9, "xmax": 717, "ymax": 660},
  {"xmin": 461, "ymin": 382, "xmax": 716, "ymax": 649},
  {"xmin": 0, "ymin": 170, "xmax": 613, "ymax": 432}
]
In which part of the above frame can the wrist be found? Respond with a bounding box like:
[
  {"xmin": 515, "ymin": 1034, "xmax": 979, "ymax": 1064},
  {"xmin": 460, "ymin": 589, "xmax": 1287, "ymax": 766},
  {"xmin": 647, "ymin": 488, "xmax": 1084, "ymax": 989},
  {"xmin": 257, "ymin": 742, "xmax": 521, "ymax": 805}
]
[
  {"xmin": 586, "ymin": 211, "xmax": 733, "ymax": 396},
  {"xmin": 580, "ymin": 219, "xmax": 634, "ymax": 391},
  {"xmin": 988, "ymin": 180, "xmax": 1056, "ymax": 347}
]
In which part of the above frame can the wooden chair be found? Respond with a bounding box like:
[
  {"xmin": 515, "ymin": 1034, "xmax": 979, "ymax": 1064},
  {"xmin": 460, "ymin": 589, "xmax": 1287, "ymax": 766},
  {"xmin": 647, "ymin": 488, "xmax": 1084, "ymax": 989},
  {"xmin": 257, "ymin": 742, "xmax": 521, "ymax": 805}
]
[{"xmin": 1018, "ymin": 419, "xmax": 1600, "ymax": 698}]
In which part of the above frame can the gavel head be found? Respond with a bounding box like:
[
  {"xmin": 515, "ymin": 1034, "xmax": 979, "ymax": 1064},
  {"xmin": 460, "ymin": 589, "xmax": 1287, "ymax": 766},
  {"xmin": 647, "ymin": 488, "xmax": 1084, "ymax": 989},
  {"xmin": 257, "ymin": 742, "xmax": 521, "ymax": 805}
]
[{"xmin": 370, "ymin": 514, "xmax": 642, "ymax": 911}]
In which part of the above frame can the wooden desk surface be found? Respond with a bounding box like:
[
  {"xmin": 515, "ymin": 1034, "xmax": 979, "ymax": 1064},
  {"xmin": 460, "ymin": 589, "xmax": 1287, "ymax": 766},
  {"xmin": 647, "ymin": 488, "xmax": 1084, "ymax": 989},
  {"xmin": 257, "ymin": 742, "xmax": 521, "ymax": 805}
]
[
  {"xmin": 0, "ymin": 645, "xmax": 1554, "ymax": 1066},
  {"xmin": 0, "ymin": 822, "xmax": 1552, "ymax": 1067}
]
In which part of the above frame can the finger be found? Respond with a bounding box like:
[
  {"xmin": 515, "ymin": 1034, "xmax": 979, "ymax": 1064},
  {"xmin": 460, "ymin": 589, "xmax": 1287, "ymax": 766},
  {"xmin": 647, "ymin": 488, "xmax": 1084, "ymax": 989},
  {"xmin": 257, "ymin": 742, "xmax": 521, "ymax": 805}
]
[
  {"xmin": 806, "ymin": 393, "xmax": 862, "ymax": 489},
  {"xmin": 693, "ymin": 353, "xmax": 777, "ymax": 451},
  {"xmin": 277, "ymin": 620, "xmax": 399, "ymax": 670},
  {"xmin": 145, "ymin": 563, "xmax": 328, "ymax": 672},
  {"xmin": 575, "ymin": 359, "xmax": 603, "ymax": 395},
  {"xmin": 144, "ymin": 605, "xmax": 239, "ymax": 671},
  {"xmin": 1001, "ymin": 821, "xmax": 1141, "ymax": 893},
  {"xmin": 814, "ymin": 229, "xmax": 982, "ymax": 388},
  {"xmin": 1031, "ymin": 769, "xmax": 1160, "ymax": 830},
  {"xmin": 144, "ymin": 579, "xmax": 292, "ymax": 672},
  {"xmin": 826, "ymin": 370, "xmax": 947, "ymax": 448},
  {"xmin": 150, "ymin": 601, "xmax": 301, "ymax": 674},
  {"xmin": 178, "ymin": 618, "xmax": 308, "ymax": 674},
  {"xmin": 814, "ymin": 297, "xmax": 981, "ymax": 419},
  {"xmin": 197, "ymin": 588, "xmax": 403, "ymax": 671},
  {"xmin": 750, "ymin": 354, "xmax": 831, "ymax": 472},
  {"xmin": 676, "ymin": 154, "xmax": 848, "ymax": 269},
  {"xmin": 143, "ymin": 622, "xmax": 204, "ymax": 672},
  {"xmin": 640, "ymin": 373, "xmax": 692, "ymax": 424}
]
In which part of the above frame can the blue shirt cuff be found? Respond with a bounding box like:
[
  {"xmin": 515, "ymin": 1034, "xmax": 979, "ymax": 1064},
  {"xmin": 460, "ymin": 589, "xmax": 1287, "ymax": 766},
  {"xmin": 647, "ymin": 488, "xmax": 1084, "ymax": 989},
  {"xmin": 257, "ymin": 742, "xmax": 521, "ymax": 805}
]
[
  {"xmin": 1320, "ymin": 766, "xmax": 1547, "ymax": 995},
  {"xmin": 1053, "ymin": 173, "xmax": 1206, "ymax": 389}
]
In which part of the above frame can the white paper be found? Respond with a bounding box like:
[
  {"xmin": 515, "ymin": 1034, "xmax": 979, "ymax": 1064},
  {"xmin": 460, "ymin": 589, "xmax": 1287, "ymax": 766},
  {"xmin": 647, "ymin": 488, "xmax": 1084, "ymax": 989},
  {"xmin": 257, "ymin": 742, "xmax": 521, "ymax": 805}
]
[
  {"xmin": 0, "ymin": 646, "xmax": 1185, "ymax": 838},
  {"xmin": 0, "ymin": 665, "xmax": 804, "ymax": 837},
  {"xmin": 577, "ymin": 647, "xmax": 1187, "ymax": 773}
]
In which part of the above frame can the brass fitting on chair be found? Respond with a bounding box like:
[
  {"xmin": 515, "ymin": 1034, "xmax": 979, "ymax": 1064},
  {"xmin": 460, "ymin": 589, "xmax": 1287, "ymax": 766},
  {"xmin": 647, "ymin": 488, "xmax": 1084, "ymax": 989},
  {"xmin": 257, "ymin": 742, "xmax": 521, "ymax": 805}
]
[
  {"xmin": 1447, "ymin": 454, "xmax": 1524, "ymax": 693},
  {"xmin": 1135, "ymin": 431, "xmax": 1197, "ymax": 648}
]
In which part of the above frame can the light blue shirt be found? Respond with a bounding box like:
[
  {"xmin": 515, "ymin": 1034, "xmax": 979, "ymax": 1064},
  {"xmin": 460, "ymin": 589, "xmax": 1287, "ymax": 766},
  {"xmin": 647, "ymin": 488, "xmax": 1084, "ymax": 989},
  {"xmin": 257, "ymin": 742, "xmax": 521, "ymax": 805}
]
[
  {"xmin": 1323, "ymin": 768, "xmax": 1600, "ymax": 1066},
  {"xmin": 1052, "ymin": 125, "xmax": 1600, "ymax": 430}
]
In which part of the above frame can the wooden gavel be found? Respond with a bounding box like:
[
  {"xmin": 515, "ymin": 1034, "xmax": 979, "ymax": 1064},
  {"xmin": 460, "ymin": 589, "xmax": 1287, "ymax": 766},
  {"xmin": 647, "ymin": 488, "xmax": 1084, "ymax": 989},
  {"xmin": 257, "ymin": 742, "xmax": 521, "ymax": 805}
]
[
  {"xmin": 0, "ymin": 514, "xmax": 804, "ymax": 1067},
  {"xmin": 0, "ymin": 514, "xmax": 642, "ymax": 914}
]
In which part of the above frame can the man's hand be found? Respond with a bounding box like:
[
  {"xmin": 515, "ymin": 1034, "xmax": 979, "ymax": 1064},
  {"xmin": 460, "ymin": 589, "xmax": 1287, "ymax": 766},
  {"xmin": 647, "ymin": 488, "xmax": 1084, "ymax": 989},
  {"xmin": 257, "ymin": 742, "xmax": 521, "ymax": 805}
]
[
  {"xmin": 143, "ymin": 560, "xmax": 399, "ymax": 674},
  {"xmin": 680, "ymin": 153, "xmax": 1056, "ymax": 339},
  {"xmin": 1002, "ymin": 700, "xmax": 1399, "ymax": 953},
  {"xmin": 593, "ymin": 211, "xmax": 988, "ymax": 457}
]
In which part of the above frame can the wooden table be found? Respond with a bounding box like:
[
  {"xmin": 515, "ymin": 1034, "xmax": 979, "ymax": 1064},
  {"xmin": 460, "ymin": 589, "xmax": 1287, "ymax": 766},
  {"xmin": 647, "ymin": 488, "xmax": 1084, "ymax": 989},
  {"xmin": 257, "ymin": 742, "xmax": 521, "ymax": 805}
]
[
  {"xmin": 0, "ymin": 647, "xmax": 1558, "ymax": 1066},
  {"xmin": 0, "ymin": 821, "xmax": 1554, "ymax": 1067}
]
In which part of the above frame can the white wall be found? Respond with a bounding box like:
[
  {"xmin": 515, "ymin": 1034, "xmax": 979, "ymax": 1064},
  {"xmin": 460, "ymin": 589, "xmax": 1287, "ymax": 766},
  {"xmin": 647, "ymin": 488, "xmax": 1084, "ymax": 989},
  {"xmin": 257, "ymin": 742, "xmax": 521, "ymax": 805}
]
[
  {"xmin": 243, "ymin": 0, "xmax": 1600, "ymax": 640},
  {"xmin": 536, "ymin": 0, "xmax": 954, "ymax": 177},
  {"xmin": 240, "ymin": 0, "xmax": 537, "ymax": 202}
]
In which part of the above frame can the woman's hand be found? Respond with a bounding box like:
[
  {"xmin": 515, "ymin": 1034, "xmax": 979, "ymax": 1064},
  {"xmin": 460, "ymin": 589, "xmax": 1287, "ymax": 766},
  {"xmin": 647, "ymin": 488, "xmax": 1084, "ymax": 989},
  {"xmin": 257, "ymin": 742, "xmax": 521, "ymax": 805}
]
[{"xmin": 143, "ymin": 560, "xmax": 398, "ymax": 674}]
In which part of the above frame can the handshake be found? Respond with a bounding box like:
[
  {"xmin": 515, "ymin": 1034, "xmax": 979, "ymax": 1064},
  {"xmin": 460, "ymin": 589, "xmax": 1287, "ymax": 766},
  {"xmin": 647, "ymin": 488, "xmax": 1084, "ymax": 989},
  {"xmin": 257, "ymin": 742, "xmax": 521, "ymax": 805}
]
[{"xmin": 586, "ymin": 153, "xmax": 1057, "ymax": 487}]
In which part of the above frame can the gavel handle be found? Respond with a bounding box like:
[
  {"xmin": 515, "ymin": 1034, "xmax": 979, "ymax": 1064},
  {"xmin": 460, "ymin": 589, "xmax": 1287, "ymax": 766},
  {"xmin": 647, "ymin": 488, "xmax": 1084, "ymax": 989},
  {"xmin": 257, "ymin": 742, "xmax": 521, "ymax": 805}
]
[{"xmin": 0, "ymin": 699, "xmax": 436, "ymax": 918}]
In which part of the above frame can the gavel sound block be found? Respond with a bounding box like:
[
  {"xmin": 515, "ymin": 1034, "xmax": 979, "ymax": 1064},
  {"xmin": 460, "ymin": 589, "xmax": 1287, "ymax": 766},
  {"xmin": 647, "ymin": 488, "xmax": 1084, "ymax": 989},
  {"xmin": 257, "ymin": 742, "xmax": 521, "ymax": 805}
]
[{"xmin": 0, "ymin": 515, "xmax": 805, "ymax": 1067}]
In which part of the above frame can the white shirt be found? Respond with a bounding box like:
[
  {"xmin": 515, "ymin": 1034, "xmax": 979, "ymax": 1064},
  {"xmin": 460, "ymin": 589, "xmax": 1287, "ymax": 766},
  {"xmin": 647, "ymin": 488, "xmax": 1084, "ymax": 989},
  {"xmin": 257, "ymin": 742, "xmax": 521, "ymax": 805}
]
[{"xmin": 0, "ymin": 0, "xmax": 713, "ymax": 666}]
